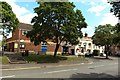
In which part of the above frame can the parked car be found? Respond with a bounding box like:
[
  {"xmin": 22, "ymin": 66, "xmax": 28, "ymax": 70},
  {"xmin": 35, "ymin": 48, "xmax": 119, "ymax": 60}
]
[
  {"xmin": 85, "ymin": 52, "xmax": 93, "ymax": 57},
  {"xmin": 115, "ymin": 52, "xmax": 120, "ymax": 57},
  {"xmin": 100, "ymin": 53, "xmax": 106, "ymax": 57}
]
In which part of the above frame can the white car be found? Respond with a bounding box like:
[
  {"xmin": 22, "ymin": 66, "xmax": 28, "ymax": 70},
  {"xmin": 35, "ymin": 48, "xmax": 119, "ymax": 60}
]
[{"xmin": 100, "ymin": 53, "xmax": 106, "ymax": 57}]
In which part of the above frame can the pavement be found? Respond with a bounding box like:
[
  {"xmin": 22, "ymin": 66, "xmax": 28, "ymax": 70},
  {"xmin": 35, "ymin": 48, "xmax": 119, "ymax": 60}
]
[
  {"xmin": 1, "ymin": 60, "xmax": 90, "ymax": 70},
  {"xmin": 1, "ymin": 56, "xmax": 119, "ymax": 71}
]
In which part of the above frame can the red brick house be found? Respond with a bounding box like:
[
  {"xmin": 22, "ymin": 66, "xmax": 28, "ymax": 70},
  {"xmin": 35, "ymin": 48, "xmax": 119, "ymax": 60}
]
[
  {"xmin": 111, "ymin": 45, "xmax": 120, "ymax": 56},
  {"xmin": 6, "ymin": 23, "xmax": 62, "ymax": 54}
]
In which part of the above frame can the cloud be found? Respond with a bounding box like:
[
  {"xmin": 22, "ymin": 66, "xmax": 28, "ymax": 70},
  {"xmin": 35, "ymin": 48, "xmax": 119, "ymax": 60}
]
[
  {"xmin": 2, "ymin": 0, "xmax": 36, "ymax": 24},
  {"xmin": 99, "ymin": 13, "xmax": 118, "ymax": 26},
  {"xmin": 18, "ymin": 13, "xmax": 37, "ymax": 24},
  {"xmin": 90, "ymin": 1, "xmax": 95, "ymax": 6},
  {"xmin": 82, "ymin": 26, "xmax": 95, "ymax": 37},
  {"xmin": 87, "ymin": 0, "xmax": 111, "ymax": 16},
  {"xmin": 87, "ymin": 5, "xmax": 106, "ymax": 16}
]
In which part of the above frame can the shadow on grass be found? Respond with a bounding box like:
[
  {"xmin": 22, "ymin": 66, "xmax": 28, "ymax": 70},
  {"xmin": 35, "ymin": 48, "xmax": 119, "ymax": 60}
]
[
  {"xmin": 23, "ymin": 54, "xmax": 67, "ymax": 63},
  {"xmin": 70, "ymin": 72, "xmax": 119, "ymax": 79}
]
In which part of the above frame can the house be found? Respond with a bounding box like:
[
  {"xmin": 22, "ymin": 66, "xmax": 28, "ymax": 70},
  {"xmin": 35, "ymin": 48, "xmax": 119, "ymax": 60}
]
[
  {"xmin": 111, "ymin": 45, "xmax": 120, "ymax": 56},
  {"xmin": 62, "ymin": 33, "xmax": 104, "ymax": 56},
  {"xmin": 6, "ymin": 23, "xmax": 62, "ymax": 54}
]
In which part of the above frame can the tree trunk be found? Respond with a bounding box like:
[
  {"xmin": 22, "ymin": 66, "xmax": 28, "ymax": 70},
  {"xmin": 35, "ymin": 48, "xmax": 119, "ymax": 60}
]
[
  {"xmin": 105, "ymin": 45, "xmax": 109, "ymax": 59},
  {"xmin": 106, "ymin": 51, "xmax": 108, "ymax": 59},
  {"xmin": 2, "ymin": 29, "xmax": 5, "ymax": 56},
  {"xmin": 54, "ymin": 43, "xmax": 60, "ymax": 57}
]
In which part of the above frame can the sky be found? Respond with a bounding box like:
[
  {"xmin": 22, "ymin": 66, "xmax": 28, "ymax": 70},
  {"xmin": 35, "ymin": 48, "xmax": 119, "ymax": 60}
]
[{"xmin": 0, "ymin": 0, "xmax": 118, "ymax": 40}]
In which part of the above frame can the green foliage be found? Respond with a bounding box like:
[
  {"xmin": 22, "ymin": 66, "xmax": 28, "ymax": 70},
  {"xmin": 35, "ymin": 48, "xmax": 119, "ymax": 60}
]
[
  {"xmin": 0, "ymin": 40, "xmax": 2, "ymax": 47},
  {"xmin": 92, "ymin": 24, "xmax": 115, "ymax": 46},
  {"xmin": 110, "ymin": 1, "xmax": 120, "ymax": 19},
  {"xmin": 23, "ymin": 54, "xmax": 87, "ymax": 63},
  {"xmin": 93, "ymin": 50, "xmax": 100, "ymax": 56},
  {"xmin": 0, "ymin": 2, "xmax": 19, "ymax": 36},
  {"xmin": 92, "ymin": 24, "xmax": 115, "ymax": 58},
  {"xmin": 113, "ymin": 23, "xmax": 120, "ymax": 46},
  {"xmin": 27, "ymin": 2, "xmax": 87, "ymax": 57}
]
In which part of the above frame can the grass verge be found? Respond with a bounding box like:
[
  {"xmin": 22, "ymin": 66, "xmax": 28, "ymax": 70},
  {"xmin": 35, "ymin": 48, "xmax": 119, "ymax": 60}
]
[
  {"xmin": 0, "ymin": 56, "xmax": 9, "ymax": 64},
  {"xmin": 23, "ymin": 54, "xmax": 88, "ymax": 63}
]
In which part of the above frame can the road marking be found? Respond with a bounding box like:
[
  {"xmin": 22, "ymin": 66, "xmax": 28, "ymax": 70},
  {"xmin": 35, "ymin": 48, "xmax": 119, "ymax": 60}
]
[
  {"xmin": 0, "ymin": 75, "xmax": 15, "ymax": 78},
  {"xmin": 114, "ymin": 63, "xmax": 118, "ymax": 64},
  {"xmin": 88, "ymin": 65, "xmax": 104, "ymax": 69},
  {"xmin": 108, "ymin": 63, "xmax": 118, "ymax": 65},
  {"xmin": 44, "ymin": 69, "xmax": 78, "ymax": 74},
  {"xmin": 48, "ymin": 63, "xmax": 82, "ymax": 68},
  {"xmin": 81, "ymin": 63, "xmax": 84, "ymax": 64},
  {"xmin": 88, "ymin": 62, "xmax": 93, "ymax": 64}
]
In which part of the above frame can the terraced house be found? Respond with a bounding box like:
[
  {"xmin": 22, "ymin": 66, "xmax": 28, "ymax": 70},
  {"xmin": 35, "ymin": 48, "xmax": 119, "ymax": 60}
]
[{"xmin": 6, "ymin": 23, "xmax": 62, "ymax": 54}]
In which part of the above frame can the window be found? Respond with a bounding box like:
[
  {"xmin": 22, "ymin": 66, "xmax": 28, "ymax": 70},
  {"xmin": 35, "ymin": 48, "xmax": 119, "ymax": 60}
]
[
  {"xmin": 22, "ymin": 30, "xmax": 27, "ymax": 35},
  {"xmin": 20, "ymin": 44, "xmax": 25, "ymax": 49},
  {"xmin": 88, "ymin": 43, "xmax": 91, "ymax": 48},
  {"xmin": 99, "ymin": 46, "xmax": 100, "ymax": 49}
]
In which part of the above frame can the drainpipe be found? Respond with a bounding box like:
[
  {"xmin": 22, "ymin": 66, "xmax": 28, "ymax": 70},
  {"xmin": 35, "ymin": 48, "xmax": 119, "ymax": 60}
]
[{"xmin": 18, "ymin": 29, "xmax": 20, "ymax": 53}]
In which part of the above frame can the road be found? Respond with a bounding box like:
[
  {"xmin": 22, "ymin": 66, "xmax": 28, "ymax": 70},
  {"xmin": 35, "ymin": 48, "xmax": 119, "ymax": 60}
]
[{"xmin": 1, "ymin": 57, "xmax": 119, "ymax": 79}]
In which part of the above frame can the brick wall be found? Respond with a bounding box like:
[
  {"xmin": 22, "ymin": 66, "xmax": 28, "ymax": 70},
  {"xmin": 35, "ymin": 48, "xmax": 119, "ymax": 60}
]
[{"xmin": 7, "ymin": 27, "xmax": 62, "ymax": 53}]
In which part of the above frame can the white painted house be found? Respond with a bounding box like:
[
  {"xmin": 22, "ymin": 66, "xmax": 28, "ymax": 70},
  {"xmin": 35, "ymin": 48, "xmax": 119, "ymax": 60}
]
[{"xmin": 62, "ymin": 33, "xmax": 105, "ymax": 56}]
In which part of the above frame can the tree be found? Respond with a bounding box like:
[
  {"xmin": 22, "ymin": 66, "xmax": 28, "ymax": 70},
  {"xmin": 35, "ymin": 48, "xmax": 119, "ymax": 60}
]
[
  {"xmin": 109, "ymin": 0, "xmax": 120, "ymax": 50},
  {"xmin": 109, "ymin": 0, "xmax": 120, "ymax": 19},
  {"xmin": 0, "ymin": 2, "xmax": 19, "ymax": 55},
  {"xmin": 92, "ymin": 24, "xmax": 115, "ymax": 59},
  {"xmin": 27, "ymin": 2, "xmax": 87, "ymax": 57},
  {"xmin": 113, "ymin": 23, "xmax": 120, "ymax": 46}
]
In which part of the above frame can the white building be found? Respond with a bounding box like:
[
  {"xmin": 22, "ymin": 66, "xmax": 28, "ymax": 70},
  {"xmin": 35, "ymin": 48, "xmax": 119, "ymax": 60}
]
[{"xmin": 62, "ymin": 33, "xmax": 105, "ymax": 56}]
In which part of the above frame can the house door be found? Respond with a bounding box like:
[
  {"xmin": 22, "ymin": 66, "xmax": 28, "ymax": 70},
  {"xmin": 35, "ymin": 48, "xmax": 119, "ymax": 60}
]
[{"xmin": 71, "ymin": 49, "xmax": 74, "ymax": 55}]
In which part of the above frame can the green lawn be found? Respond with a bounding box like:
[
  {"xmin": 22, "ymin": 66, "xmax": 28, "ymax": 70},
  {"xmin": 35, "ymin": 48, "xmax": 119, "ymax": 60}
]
[
  {"xmin": 23, "ymin": 54, "xmax": 88, "ymax": 63},
  {"xmin": 0, "ymin": 56, "xmax": 9, "ymax": 64}
]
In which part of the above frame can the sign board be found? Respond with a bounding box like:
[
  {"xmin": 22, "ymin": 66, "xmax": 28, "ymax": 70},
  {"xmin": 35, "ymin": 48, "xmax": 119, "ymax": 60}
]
[
  {"xmin": 14, "ymin": 43, "xmax": 18, "ymax": 48},
  {"xmin": 41, "ymin": 45, "xmax": 47, "ymax": 53}
]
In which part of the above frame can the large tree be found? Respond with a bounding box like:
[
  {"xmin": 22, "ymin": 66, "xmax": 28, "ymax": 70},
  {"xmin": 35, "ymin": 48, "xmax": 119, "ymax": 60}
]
[
  {"xmin": 109, "ymin": 0, "xmax": 120, "ymax": 19},
  {"xmin": 109, "ymin": 0, "xmax": 120, "ymax": 47},
  {"xmin": 113, "ymin": 23, "xmax": 120, "ymax": 46},
  {"xmin": 0, "ymin": 2, "xmax": 19, "ymax": 55},
  {"xmin": 92, "ymin": 24, "xmax": 115, "ymax": 59},
  {"xmin": 27, "ymin": 2, "xmax": 87, "ymax": 57}
]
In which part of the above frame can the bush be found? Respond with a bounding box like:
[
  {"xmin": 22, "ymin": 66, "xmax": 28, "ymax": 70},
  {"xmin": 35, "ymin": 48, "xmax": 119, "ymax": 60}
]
[
  {"xmin": 93, "ymin": 50, "xmax": 100, "ymax": 56},
  {"xmin": 62, "ymin": 52, "xmax": 70, "ymax": 56}
]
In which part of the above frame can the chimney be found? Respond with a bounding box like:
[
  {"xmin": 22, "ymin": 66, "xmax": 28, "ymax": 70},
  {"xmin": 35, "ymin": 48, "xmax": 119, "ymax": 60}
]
[{"xmin": 85, "ymin": 33, "xmax": 88, "ymax": 37}]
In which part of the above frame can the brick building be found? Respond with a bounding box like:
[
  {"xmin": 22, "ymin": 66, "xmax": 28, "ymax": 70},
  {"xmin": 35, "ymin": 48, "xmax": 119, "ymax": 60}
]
[{"xmin": 6, "ymin": 23, "xmax": 62, "ymax": 54}]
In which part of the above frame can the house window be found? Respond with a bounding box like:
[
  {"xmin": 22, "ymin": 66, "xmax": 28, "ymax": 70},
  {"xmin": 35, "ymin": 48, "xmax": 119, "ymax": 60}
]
[
  {"xmin": 22, "ymin": 30, "xmax": 27, "ymax": 35},
  {"xmin": 20, "ymin": 44, "xmax": 25, "ymax": 49},
  {"xmin": 98, "ymin": 46, "xmax": 100, "ymax": 49},
  {"xmin": 88, "ymin": 43, "xmax": 91, "ymax": 48}
]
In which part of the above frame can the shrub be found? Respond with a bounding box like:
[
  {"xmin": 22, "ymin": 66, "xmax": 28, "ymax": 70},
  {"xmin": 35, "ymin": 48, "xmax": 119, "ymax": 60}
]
[{"xmin": 93, "ymin": 50, "xmax": 100, "ymax": 56}]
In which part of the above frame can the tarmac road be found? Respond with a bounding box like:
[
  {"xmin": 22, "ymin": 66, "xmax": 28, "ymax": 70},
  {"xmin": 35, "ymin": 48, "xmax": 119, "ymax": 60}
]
[{"xmin": 1, "ymin": 56, "xmax": 119, "ymax": 79}]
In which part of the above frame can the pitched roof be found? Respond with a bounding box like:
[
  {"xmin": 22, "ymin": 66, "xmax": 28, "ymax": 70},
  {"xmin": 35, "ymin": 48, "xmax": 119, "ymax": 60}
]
[{"xmin": 18, "ymin": 23, "xmax": 33, "ymax": 30}]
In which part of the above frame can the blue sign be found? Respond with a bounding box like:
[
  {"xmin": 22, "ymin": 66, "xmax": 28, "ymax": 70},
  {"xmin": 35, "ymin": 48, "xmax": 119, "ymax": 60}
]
[{"xmin": 41, "ymin": 45, "xmax": 47, "ymax": 53}]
